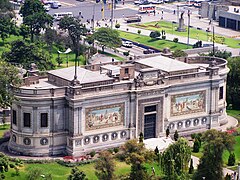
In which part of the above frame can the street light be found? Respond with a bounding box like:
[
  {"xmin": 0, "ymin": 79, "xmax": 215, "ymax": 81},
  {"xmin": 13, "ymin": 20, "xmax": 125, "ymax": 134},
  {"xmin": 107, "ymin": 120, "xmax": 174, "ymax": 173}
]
[{"xmin": 172, "ymin": 21, "xmax": 176, "ymax": 35}]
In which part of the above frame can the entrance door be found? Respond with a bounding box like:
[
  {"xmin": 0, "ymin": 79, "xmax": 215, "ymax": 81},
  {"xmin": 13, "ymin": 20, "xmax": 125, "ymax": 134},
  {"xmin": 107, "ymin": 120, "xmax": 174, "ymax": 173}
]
[{"xmin": 144, "ymin": 114, "xmax": 156, "ymax": 139}]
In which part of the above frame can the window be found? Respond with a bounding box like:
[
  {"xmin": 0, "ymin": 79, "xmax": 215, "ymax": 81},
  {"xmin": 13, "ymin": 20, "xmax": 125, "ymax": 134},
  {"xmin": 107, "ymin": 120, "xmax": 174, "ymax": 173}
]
[
  {"xmin": 219, "ymin": 86, "xmax": 224, "ymax": 100},
  {"xmin": 23, "ymin": 113, "xmax": 31, "ymax": 127},
  {"xmin": 144, "ymin": 105, "xmax": 156, "ymax": 113},
  {"xmin": 12, "ymin": 110, "xmax": 17, "ymax": 125},
  {"xmin": 41, "ymin": 113, "xmax": 48, "ymax": 127},
  {"xmin": 124, "ymin": 68, "xmax": 129, "ymax": 74}
]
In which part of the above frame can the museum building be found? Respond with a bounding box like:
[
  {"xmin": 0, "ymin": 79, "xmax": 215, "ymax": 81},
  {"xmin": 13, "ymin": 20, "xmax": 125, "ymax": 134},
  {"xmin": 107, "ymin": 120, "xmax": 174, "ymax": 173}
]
[{"xmin": 8, "ymin": 55, "xmax": 229, "ymax": 156}]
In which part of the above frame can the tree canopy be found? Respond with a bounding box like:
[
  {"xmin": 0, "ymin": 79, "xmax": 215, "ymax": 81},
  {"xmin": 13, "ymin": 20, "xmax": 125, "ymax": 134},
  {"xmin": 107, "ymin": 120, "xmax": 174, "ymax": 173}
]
[
  {"xmin": 20, "ymin": 0, "xmax": 53, "ymax": 42},
  {"xmin": 193, "ymin": 129, "xmax": 235, "ymax": 180},
  {"xmin": 93, "ymin": 27, "xmax": 122, "ymax": 52},
  {"xmin": 0, "ymin": 60, "xmax": 21, "ymax": 108},
  {"xmin": 2, "ymin": 40, "xmax": 54, "ymax": 70}
]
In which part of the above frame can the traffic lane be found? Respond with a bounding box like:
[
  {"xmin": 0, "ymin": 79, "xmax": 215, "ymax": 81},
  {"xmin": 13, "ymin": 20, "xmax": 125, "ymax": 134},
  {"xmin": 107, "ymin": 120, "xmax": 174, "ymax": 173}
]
[
  {"xmin": 118, "ymin": 45, "xmax": 146, "ymax": 56},
  {"xmin": 48, "ymin": 3, "xmax": 138, "ymax": 22}
]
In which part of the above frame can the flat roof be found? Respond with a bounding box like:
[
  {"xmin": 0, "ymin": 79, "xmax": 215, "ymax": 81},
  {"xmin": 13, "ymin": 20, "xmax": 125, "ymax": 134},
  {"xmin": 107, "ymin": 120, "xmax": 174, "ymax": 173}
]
[
  {"xmin": 48, "ymin": 66, "xmax": 113, "ymax": 84},
  {"xmin": 136, "ymin": 56, "xmax": 197, "ymax": 73}
]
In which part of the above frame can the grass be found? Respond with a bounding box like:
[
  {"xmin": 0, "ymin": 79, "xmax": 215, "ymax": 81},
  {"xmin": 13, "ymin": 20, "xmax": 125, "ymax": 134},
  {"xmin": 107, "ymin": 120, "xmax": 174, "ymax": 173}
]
[
  {"xmin": 0, "ymin": 124, "xmax": 10, "ymax": 137},
  {"xmin": 4, "ymin": 161, "xmax": 131, "ymax": 180},
  {"xmin": 98, "ymin": 50, "xmax": 125, "ymax": 61},
  {"xmin": 227, "ymin": 109, "xmax": 240, "ymax": 123},
  {"xmin": 131, "ymin": 21, "xmax": 240, "ymax": 48},
  {"xmin": 223, "ymin": 136, "xmax": 240, "ymax": 165},
  {"xmin": 119, "ymin": 31, "xmax": 190, "ymax": 51}
]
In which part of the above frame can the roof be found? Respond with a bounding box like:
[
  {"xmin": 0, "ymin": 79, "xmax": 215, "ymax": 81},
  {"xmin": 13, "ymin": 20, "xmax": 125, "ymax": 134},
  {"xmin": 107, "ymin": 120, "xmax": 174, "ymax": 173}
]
[
  {"xmin": 136, "ymin": 56, "xmax": 197, "ymax": 73},
  {"xmin": 48, "ymin": 66, "xmax": 113, "ymax": 84}
]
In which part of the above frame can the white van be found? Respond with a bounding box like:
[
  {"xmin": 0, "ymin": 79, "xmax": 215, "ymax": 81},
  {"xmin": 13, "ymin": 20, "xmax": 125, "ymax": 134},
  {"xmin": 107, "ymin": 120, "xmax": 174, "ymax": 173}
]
[
  {"xmin": 53, "ymin": 12, "xmax": 73, "ymax": 21},
  {"xmin": 138, "ymin": 5, "xmax": 156, "ymax": 13}
]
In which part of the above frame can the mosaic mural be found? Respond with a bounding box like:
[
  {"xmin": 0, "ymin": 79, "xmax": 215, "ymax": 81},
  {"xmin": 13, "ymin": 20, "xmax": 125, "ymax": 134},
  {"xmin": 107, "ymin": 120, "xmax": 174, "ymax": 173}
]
[
  {"xmin": 85, "ymin": 103, "xmax": 124, "ymax": 131},
  {"xmin": 171, "ymin": 91, "xmax": 206, "ymax": 116}
]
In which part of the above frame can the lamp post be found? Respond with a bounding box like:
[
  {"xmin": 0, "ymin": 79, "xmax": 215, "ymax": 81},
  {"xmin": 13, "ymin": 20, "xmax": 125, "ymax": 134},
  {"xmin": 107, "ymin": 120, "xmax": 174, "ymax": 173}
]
[
  {"xmin": 111, "ymin": 0, "xmax": 114, "ymax": 29},
  {"xmin": 187, "ymin": 9, "xmax": 190, "ymax": 48}
]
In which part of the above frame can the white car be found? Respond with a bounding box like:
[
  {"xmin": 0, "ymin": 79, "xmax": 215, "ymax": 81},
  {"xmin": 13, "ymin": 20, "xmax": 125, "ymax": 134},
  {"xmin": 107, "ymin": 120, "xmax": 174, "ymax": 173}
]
[
  {"xmin": 150, "ymin": 0, "xmax": 163, "ymax": 4},
  {"xmin": 122, "ymin": 41, "xmax": 133, "ymax": 48},
  {"xmin": 44, "ymin": 4, "xmax": 50, "ymax": 11}
]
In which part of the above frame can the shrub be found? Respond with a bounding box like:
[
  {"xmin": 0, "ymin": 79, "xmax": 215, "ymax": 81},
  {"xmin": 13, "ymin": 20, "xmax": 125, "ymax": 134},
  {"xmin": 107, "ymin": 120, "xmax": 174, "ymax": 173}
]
[
  {"xmin": 89, "ymin": 151, "xmax": 96, "ymax": 158},
  {"xmin": 192, "ymin": 139, "xmax": 200, "ymax": 153},
  {"xmin": 123, "ymin": 51, "xmax": 129, "ymax": 56},
  {"xmin": 173, "ymin": 38, "xmax": 179, "ymax": 43},
  {"xmin": 172, "ymin": 49, "xmax": 187, "ymax": 58},
  {"xmin": 149, "ymin": 31, "xmax": 161, "ymax": 39},
  {"xmin": 162, "ymin": 35, "xmax": 166, "ymax": 40},
  {"xmin": 227, "ymin": 153, "xmax": 235, "ymax": 166},
  {"xmin": 113, "ymin": 147, "xmax": 119, "ymax": 153},
  {"xmin": 108, "ymin": 149, "xmax": 114, "ymax": 154},
  {"xmin": 137, "ymin": 30, "xmax": 141, "ymax": 34},
  {"xmin": 115, "ymin": 24, "xmax": 120, "ymax": 29},
  {"xmin": 9, "ymin": 164, "xmax": 15, "ymax": 168}
]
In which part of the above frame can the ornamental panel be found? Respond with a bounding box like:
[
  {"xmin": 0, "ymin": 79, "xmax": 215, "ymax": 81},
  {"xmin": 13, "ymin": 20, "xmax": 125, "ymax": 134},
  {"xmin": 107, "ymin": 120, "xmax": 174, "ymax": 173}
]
[
  {"xmin": 85, "ymin": 103, "xmax": 124, "ymax": 131},
  {"xmin": 171, "ymin": 91, "xmax": 206, "ymax": 116}
]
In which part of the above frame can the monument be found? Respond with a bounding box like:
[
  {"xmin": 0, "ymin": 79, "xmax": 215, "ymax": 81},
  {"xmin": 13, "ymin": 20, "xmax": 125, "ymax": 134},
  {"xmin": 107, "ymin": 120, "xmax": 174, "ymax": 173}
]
[{"xmin": 177, "ymin": 12, "xmax": 186, "ymax": 32}]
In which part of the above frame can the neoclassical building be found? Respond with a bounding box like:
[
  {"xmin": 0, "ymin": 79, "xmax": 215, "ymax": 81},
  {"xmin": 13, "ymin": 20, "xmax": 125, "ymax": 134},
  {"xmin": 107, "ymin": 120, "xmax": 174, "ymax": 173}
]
[{"xmin": 8, "ymin": 55, "xmax": 228, "ymax": 156}]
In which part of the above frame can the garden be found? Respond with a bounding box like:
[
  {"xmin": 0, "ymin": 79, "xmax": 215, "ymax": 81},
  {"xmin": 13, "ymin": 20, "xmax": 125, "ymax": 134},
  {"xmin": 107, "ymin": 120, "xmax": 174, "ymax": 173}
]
[{"xmin": 130, "ymin": 21, "xmax": 240, "ymax": 48}]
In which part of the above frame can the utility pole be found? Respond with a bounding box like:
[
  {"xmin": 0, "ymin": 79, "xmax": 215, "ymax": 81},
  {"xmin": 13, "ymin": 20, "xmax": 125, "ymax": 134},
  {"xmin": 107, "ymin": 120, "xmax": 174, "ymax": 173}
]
[
  {"xmin": 111, "ymin": 0, "xmax": 114, "ymax": 29},
  {"xmin": 187, "ymin": 9, "xmax": 190, "ymax": 48}
]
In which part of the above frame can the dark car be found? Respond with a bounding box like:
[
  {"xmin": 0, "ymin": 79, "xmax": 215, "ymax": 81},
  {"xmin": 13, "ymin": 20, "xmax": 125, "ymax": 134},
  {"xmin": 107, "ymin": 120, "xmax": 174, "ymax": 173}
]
[{"xmin": 143, "ymin": 49, "xmax": 155, "ymax": 54}]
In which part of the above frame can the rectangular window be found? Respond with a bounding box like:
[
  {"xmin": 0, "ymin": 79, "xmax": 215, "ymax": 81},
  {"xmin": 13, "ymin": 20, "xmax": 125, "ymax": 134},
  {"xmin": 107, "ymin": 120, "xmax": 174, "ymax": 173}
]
[
  {"xmin": 124, "ymin": 68, "xmax": 129, "ymax": 74},
  {"xmin": 12, "ymin": 110, "xmax": 17, "ymax": 125},
  {"xmin": 219, "ymin": 86, "xmax": 224, "ymax": 100},
  {"xmin": 144, "ymin": 105, "xmax": 157, "ymax": 113},
  {"xmin": 23, "ymin": 113, "xmax": 31, "ymax": 127},
  {"xmin": 41, "ymin": 113, "xmax": 48, "ymax": 127}
]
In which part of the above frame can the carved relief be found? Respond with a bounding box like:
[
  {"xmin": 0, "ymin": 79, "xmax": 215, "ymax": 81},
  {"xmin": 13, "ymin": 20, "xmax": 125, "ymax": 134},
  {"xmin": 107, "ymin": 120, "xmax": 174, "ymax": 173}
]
[
  {"xmin": 40, "ymin": 138, "xmax": 48, "ymax": 145},
  {"xmin": 171, "ymin": 91, "xmax": 206, "ymax": 116},
  {"xmin": 85, "ymin": 103, "xmax": 124, "ymax": 131},
  {"xmin": 102, "ymin": 134, "xmax": 109, "ymax": 142},
  {"xmin": 23, "ymin": 137, "xmax": 31, "ymax": 145},
  {"xmin": 111, "ymin": 132, "xmax": 118, "ymax": 140},
  {"xmin": 93, "ymin": 136, "xmax": 100, "ymax": 143}
]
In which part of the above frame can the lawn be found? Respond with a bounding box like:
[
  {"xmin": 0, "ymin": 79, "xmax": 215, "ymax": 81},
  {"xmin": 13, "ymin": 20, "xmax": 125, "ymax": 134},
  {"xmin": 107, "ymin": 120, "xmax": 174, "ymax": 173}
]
[
  {"xmin": 119, "ymin": 31, "xmax": 190, "ymax": 51},
  {"xmin": 131, "ymin": 21, "xmax": 240, "ymax": 48},
  {"xmin": 0, "ymin": 124, "xmax": 10, "ymax": 137},
  {"xmin": 4, "ymin": 161, "xmax": 131, "ymax": 180},
  {"xmin": 227, "ymin": 109, "xmax": 240, "ymax": 123}
]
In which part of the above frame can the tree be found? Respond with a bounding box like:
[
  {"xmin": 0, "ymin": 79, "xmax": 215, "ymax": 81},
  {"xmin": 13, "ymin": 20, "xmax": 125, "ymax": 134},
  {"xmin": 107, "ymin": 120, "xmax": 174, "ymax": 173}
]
[
  {"xmin": 188, "ymin": 158, "xmax": 194, "ymax": 174},
  {"xmin": 0, "ymin": 0, "xmax": 12, "ymax": 14},
  {"xmin": 149, "ymin": 31, "xmax": 161, "ymax": 39},
  {"xmin": 174, "ymin": 130, "xmax": 179, "ymax": 141},
  {"xmin": 208, "ymin": 50, "xmax": 232, "ymax": 60},
  {"xmin": 166, "ymin": 127, "xmax": 170, "ymax": 137},
  {"xmin": 173, "ymin": 38, "xmax": 179, "ymax": 43},
  {"xmin": 68, "ymin": 167, "xmax": 87, "ymax": 180},
  {"xmin": 0, "ymin": 15, "xmax": 15, "ymax": 44},
  {"xmin": 120, "ymin": 139, "xmax": 153, "ymax": 180},
  {"xmin": 56, "ymin": 56, "xmax": 63, "ymax": 67},
  {"xmin": 172, "ymin": 49, "xmax": 188, "ymax": 58},
  {"xmin": 19, "ymin": 24, "xmax": 30, "ymax": 40},
  {"xmin": 3, "ymin": 40, "xmax": 54, "ymax": 70},
  {"xmin": 226, "ymin": 57, "xmax": 240, "ymax": 110},
  {"xmin": 43, "ymin": 28, "xmax": 57, "ymax": 53},
  {"xmin": 227, "ymin": 153, "xmax": 235, "ymax": 166},
  {"xmin": 161, "ymin": 138, "xmax": 192, "ymax": 178},
  {"xmin": 154, "ymin": 146, "xmax": 159, "ymax": 156},
  {"xmin": 95, "ymin": 151, "xmax": 115, "ymax": 180},
  {"xmin": 93, "ymin": 27, "xmax": 122, "ymax": 52},
  {"xmin": 137, "ymin": 30, "xmax": 141, "ymax": 34},
  {"xmin": 192, "ymin": 139, "xmax": 200, "ymax": 153},
  {"xmin": 20, "ymin": 0, "xmax": 53, "ymax": 42},
  {"xmin": 0, "ymin": 60, "xmax": 21, "ymax": 108},
  {"xmin": 115, "ymin": 24, "xmax": 120, "ymax": 29},
  {"xmin": 27, "ymin": 168, "xmax": 42, "ymax": 180},
  {"xmin": 139, "ymin": 132, "xmax": 144, "ymax": 143},
  {"xmin": 193, "ymin": 129, "xmax": 235, "ymax": 180},
  {"xmin": 59, "ymin": 16, "xmax": 87, "ymax": 65}
]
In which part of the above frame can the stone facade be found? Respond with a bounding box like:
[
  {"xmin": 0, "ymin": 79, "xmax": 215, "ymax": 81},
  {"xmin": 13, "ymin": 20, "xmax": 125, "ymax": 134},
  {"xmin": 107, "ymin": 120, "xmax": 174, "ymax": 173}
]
[{"xmin": 8, "ymin": 56, "xmax": 229, "ymax": 157}]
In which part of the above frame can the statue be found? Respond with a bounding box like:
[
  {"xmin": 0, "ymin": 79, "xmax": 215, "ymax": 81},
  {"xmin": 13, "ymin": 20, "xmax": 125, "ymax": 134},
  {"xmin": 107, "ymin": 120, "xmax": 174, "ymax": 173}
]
[{"xmin": 177, "ymin": 11, "xmax": 186, "ymax": 32}]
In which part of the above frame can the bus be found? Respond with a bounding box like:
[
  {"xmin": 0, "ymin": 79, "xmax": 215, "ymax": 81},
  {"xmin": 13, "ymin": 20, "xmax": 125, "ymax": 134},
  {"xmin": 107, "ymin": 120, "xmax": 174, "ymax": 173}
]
[
  {"xmin": 138, "ymin": 5, "xmax": 156, "ymax": 13},
  {"xmin": 53, "ymin": 12, "xmax": 73, "ymax": 21}
]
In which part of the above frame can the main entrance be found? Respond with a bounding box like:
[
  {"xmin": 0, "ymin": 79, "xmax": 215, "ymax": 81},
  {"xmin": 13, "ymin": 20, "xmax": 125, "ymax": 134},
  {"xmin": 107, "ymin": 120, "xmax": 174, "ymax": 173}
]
[{"xmin": 144, "ymin": 114, "xmax": 156, "ymax": 139}]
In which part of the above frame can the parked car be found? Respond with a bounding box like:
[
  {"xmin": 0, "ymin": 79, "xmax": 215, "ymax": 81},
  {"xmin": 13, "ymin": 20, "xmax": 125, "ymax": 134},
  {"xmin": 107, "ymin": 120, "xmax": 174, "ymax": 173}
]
[
  {"xmin": 150, "ymin": 0, "xmax": 163, "ymax": 4},
  {"xmin": 134, "ymin": 0, "xmax": 150, "ymax": 5},
  {"xmin": 44, "ymin": 4, "xmax": 50, "ymax": 12},
  {"xmin": 122, "ymin": 41, "xmax": 133, "ymax": 48},
  {"xmin": 51, "ymin": 1, "xmax": 59, "ymax": 8},
  {"xmin": 143, "ymin": 49, "xmax": 155, "ymax": 54}
]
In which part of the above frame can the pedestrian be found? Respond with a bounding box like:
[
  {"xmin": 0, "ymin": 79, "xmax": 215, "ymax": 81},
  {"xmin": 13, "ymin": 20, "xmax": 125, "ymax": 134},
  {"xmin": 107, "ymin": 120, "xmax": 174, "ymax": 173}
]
[
  {"xmin": 152, "ymin": 167, "xmax": 155, "ymax": 176},
  {"xmin": 173, "ymin": 10, "xmax": 175, "ymax": 14},
  {"xmin": 209, "ymin": 20, "xmax": 212, "ymax": 25},
  {"xmin": 122, "ymin": 0, "xmax": 125, "ymax": 5},
  {"xmin": 122, "ymin": 13, "xmax": 125, "ymax": 18},
  {"xmin": 153, "ymin": 10, "xmax": 156, "ymax": 16}
]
